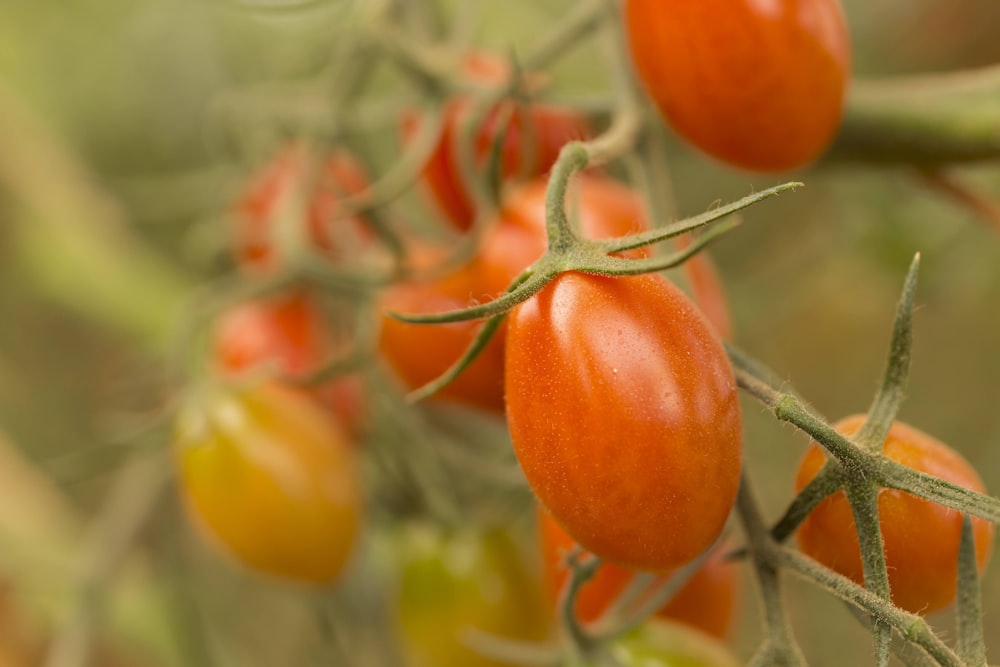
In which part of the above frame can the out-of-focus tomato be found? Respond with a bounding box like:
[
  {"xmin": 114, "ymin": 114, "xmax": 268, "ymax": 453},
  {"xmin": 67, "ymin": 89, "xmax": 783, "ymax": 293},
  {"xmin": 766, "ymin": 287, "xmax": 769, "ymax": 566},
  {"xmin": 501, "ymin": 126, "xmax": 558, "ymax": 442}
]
[
  {"xmin": 672, "ymin": 237, "xmax": 732, "ymax": 340},
  {"xmin": 233, "ymin": 144, "xmax": 372, "ymax": 271},
  {"xmin": 579, "ymin": 618, "xmax": 741, "ymax": 667},
  {"xmin": 213, "ymin": 291, "xmax": 366, "ymax": 439},
  {"xmin": 174, "ymin": 380, "xmax": 361, "ymax": 584},
  {"xmin": 402, "ymin": 53, "xmax": 591, "ymax": 231},
  {"xmin": 506, "ymin": 272, "xmax": 741, "ymax": 571},
  {"xmin": 0, "ymin": 586, "xmax": 36, "ymax": 667},
  {"xmin": 625, "ymin": 0, "xmax": 851, "ymax": 171},
  {"xmin": 395, "ymin": 525, "xmax": 550, "ymax": 667},
  {"xmin": 795, "ymin": 415, "xmax": 994, "ymax": 614},
  {"xmin": 538, "ymin": 508, "xmax": 739, "ymax": 640},
  {"xmin": 379, "ymin": 175, "xmax": 649, "ymax": 413}
]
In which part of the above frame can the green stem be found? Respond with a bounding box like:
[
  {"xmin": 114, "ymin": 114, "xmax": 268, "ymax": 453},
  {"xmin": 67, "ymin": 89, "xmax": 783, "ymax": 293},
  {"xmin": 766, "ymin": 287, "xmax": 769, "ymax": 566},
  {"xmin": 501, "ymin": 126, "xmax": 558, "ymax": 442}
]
[
  {"xmin": 955, "ymin": 516, "xmax": 987, "ymax": 667},
  {"xmin": 856, "ymin": 254, "xmax": 919, "ymax": 449},
  {"xmin": 776, "ymin": 548, "xmax": 963, "ymax": 667},
  {"xmin": 736, "ymin": 476, "xmax": 808, "ymax": 667},
  {"xmin": 733, "ymin": 357, "xmax": 1000, "ymax": 523},
  {"xmin": 844, "ymin": 480, "xmax": 892, "ymax": 666},
  {"xmin": 829, "ymin": 66, "xmax": 1000, "ymax": 165},
  {"xmin": 770, "ymin": 463, "xmax": 843, "ymax": 544}
]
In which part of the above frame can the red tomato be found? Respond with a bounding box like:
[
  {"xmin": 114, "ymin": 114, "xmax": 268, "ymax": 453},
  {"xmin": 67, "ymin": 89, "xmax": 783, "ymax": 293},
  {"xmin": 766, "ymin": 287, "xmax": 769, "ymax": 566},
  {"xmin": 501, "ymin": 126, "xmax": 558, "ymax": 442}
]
[
  {"xmin": 625, "ymin": 0, "xmax": 851, "ymax": 171},
  {"xmin": 379, "ymin": 176, "xmax": 649, "ymax": 413},
  {"xmin": 795, "ymin": 415, "xmax": 994, "ymax": 614},
  {"xmin": 233, "ymin": 145, "xmax": 372, "ymax": 271},
  {"xmin": 213, "ymin": 291, "xmax": 366, "ymax": 439},
  {"xmin": 174, "ymin": 380, "xmax": 361, "ymax": 584},
  {"xmin": 395, "ymin": 525, "xmax": 550, "ymax": 667},
  {"xmin": 402, "ymin": 54, "xmax": 591, "ymax": 231},
  {"xmin": 538, "ymin": 507, "xmax": 739, "ymax": 639},
  {"xmin": 505, "ymin": 272, "xmax": 742, "ymax": 571}
]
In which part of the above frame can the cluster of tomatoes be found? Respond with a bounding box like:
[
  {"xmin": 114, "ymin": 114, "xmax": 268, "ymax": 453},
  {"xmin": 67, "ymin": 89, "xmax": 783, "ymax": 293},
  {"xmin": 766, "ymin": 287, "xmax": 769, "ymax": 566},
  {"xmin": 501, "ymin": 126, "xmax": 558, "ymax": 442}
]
[{"xmin": 169, "ymin": 1, "xmax": 995, "ymax": 664}]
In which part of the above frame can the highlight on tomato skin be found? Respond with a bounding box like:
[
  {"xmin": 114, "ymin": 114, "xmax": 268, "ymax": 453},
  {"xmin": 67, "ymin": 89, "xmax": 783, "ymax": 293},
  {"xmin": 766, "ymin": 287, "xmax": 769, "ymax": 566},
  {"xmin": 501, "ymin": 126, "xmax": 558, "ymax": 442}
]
[
  {"xmin": 537, "ymin": 507, "xmax": 740, "ymax": 640},
  {"xmin": 377, "ymin": 174, "xmax": 651, "ymax": 414},
  {"xmin": 505, "ymin": 271, "xmax": 742, "ymax": 572},
  {"xmin": 624, "ymin": 0, "xmax": 851, "ymax": 171},
  {"xmin": 173, "ymin": 380, "xmax": 362, "ymax": 585},
  {"xmin": 394, "ymin": 524, "xmax": 551, "ymax": 667},
  {"xmin": 232, "ymin": 144, "xmax": 373, "ymax": 272},
  {"xmin": 212, "ymin": 291, "xmax": 367, "ymax": 440},
  {"xmin": 400, "ymin": 52, "xmax": 591, "ymax": 231},
  {"xmin": 794, "ymin": 415, "xmax": 995, "ymax": 614}
]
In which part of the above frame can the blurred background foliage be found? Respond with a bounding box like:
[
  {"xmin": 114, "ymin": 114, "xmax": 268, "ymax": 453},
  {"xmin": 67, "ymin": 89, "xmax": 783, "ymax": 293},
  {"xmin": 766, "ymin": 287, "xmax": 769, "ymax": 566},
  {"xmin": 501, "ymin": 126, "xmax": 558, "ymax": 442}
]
[{"xmin": 1, "ymin": 0, "xmax": 1000, "ymax": 665}]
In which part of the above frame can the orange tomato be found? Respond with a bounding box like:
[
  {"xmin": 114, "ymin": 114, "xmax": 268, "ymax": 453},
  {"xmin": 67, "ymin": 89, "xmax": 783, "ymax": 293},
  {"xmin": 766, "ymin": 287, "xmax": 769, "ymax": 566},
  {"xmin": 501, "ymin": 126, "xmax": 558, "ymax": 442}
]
[
  {"xmin": 174, "ymin": 380, "xmax": 361, "ymax": 584},
  {"xmin": 506, "ymin": 272, "xmax": 742, "ymax": 571},
  {"xmin": 625, "ymin": 0, "xmax": 851, "ymax": 171},
  {"xmin": 233, "ymin": 145, "xmax": 372, "ymax": 271},
  {"xmin": 213, "ymin": 291, "xmax": 366, "ymax": 439},
  {"xmin": 795, "ymin": 415, "xmax": 994, "ymax": 613},
  {"xmin": 402, "ymin": 53, "xmax": 591, "ymax": 231},
  {"xmin": 538, "ymin": 507, "xmax": 740, "ymax": 639},
  {"xmin": 378, "ymin": 175, "xmax": 649, "ymax": 413}
]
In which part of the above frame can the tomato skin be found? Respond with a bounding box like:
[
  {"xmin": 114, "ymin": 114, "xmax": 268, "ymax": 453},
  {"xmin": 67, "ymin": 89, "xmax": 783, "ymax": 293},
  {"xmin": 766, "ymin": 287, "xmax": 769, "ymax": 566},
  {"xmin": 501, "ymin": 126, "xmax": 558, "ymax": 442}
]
[
  {"xmin": 505, "ymin": 272, "xmax": 742, "ymax": 571},
  {"xmin": 395, "ymin": 525, "xmax": 550, "ymax": 667},
  {"xmin": 402, "ymin": 55, "xmax": 591, "ymax": 231},
  {"xmin": 625, "ymin": 0, "xmax": 850, "ymax": 171},
  {"xmin": 174, "ymin": 381, "xmax": 361, "ymax": 584},
  {"xmin": 578, "ymin": 618, "xmax": 741, "ymax": 667},
  {"xmin": 233, "ymin": 145, "xmax": 372, "ymax": 271},
  {"xmin": 213, "ymin": 292, "xmax": 366, "ymax": 439},
  {"xmin": 538, "ymin": 508, "xmax": 739, "ymax": 639},
  {"xmin": 795, "ymin": 415, "xmax": 994, "ymax": 614},
  {"xmin": 379, "ymin": 176, "xmax": 649, "ymax": 413}
]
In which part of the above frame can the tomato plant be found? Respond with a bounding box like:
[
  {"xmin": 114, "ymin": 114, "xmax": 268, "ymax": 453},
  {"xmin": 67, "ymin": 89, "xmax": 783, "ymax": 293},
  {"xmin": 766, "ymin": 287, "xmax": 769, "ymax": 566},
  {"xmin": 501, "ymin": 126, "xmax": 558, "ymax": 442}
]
[
  {"xmin": 401, "ymin": 53, "xmax": 591, "ymax": 231},
  {"xmin": 505, "ymin": 272, "xmax": 742, "ymax": 571},
  {"xmin": 394, "ymin": 524, "xmax": 550, "ymax": 667},
  {"xmin": 378, "ymin": 175, "xmax": 649, "ymax": 413},
  {"xmin": 795, "ymin": 415, "xmax": 995, "ymax": 613},
  {"xmin": 538, "ymin": 507, "xmax": 739, "ymax": 639},
  {"xmin": 173, "ymin": 380, "xmax": 361, "ymax": 584},
  {"xmin": 624, "ymin": 0, "xmax": 851, "ymax": 171},
  {"xmin": 233, "ymin": 145, "xmax": 372, "ymax": 271},
  {"xmin": 213, "ymin": 291, "xmax": 366, "ymax": 439}
]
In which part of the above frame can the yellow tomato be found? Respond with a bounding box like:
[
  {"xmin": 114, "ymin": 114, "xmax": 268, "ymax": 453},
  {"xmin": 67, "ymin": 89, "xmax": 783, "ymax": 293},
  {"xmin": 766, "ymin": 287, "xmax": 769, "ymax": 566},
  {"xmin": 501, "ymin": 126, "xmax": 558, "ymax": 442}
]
[
  {"xmin": 395, "ymin": 525, "xmax": 550, "ymax": 667},
  {"xmin": 174, "ymin": 380, "xmax": 361, "ymax": 584}
]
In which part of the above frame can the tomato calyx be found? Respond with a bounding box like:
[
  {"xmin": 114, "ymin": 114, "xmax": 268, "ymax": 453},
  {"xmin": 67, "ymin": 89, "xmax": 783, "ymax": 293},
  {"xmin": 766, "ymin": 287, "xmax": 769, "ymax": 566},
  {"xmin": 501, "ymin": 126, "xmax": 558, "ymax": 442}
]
[{"xmin": 389, "ymin": 168, "xmax": 798, "ymax": 403}]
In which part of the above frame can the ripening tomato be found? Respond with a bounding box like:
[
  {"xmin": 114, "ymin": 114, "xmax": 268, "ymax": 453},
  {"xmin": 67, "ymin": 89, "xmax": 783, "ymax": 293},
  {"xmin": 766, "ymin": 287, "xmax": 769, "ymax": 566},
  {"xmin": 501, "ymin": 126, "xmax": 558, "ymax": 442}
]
[
  {"xmin": 576, "ymin": 618, "xmax": 741, "ymax": 667},
  {"xmin": 795, "ymin": 415, "xmax": 994, "ymax": 614},
  {"xmin": 395, "ymin": 525, "xmax": 550, "ymax": 667},
  {"xmin": 213, "ymin": 291, "xmax": 366, "ymax": 439},
  {"xmin": 174, "ymin": 380, "xmax": 361, "ymax": 584},
  {"xmin": 402, "ymin": 53, "xmax": 591, "ymax": 231},
  {"xmin": 506, "ymin": 272, "xmax": 742, "ymax": 571},
  {"xmin": 233, "ymin": 144, "xmax": 372, "ymax": 271},
  {"xmin": 379, "ymin": 176, "xmax": 649, "ymax": 413},
  {"xmin": 538, "ymin": 508, "xmax": 739, "ymax": 639},
  {"xmin": 625, "ymin": 0, "xmax": 851, "ymax": 171}
]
